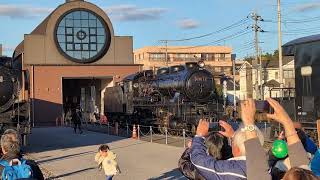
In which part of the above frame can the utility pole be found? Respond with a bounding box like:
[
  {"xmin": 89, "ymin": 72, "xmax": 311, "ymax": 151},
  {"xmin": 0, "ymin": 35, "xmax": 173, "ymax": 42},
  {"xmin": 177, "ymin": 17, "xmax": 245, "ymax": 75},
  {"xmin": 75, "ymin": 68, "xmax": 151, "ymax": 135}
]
[
  {"xmin": 165, "ymin": 40, "xmax": 168, "ymax": 66},
  {"xmin": 231, "ymin": 54, "xmax": 237, "ymax": 114},
  {"xmin": 250, "ymin": 12, "xmax": 264, "ymax": 100},
  {"xmin": 277, "ymin": 0, "xmax": 284, "ymax": 97},
  {"xmin": 260, "ymin": 48, "xmax": 264, "ymax": 99},
  {"xmin": 159, "ymin": 40, "xmax": 169, "ymax": 67}
]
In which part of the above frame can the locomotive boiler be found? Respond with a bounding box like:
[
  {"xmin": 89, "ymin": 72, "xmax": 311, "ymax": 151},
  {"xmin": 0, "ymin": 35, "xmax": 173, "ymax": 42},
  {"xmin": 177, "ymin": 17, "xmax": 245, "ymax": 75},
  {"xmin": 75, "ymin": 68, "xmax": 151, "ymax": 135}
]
[
  {"xmin": 0, "ymin": 56, "xmax": 31, "ymax": 141},
  {"xmin": 104, "ymin": 62, "xmax": 224, "ymax": 133}
]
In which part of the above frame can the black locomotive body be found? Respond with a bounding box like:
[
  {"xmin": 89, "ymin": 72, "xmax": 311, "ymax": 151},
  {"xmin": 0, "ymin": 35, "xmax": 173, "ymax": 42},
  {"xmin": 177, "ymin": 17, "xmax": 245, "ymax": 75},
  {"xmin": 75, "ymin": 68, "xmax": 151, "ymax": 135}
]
[
  {"xmin": 0, "ymin": 56, "xmax": 31, "ymax": 141},
  {"xmin": 104, "ymin": 62, "xmax": 223, "ymax": 132}
]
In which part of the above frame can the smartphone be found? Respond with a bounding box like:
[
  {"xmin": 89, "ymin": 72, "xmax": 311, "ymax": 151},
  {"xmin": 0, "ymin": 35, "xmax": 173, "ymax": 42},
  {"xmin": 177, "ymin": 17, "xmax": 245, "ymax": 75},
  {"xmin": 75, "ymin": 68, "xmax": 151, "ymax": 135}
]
[{"xmin": 255, "ymin": 100, "xmax": 270, "ymax": 112}]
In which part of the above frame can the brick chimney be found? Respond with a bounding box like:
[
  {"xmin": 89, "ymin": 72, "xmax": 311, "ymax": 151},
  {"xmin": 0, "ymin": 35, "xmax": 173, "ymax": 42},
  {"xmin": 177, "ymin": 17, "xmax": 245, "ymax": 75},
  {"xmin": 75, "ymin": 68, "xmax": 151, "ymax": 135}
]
[{"xmin": 0, "ymin": 44, "xmax": 2, "ymax": 57}]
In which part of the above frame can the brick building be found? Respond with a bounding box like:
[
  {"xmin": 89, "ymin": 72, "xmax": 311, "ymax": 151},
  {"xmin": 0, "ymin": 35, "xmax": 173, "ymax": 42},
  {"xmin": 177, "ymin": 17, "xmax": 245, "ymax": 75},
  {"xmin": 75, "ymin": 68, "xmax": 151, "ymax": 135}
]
[{"xmin": 13, "ymin": 0, "xmax": 142, "ymax": 125}]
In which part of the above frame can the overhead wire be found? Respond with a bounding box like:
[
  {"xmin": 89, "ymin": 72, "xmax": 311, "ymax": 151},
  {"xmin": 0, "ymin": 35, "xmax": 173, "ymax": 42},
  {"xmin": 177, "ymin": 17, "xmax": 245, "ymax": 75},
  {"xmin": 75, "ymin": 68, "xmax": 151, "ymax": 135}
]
[
  {"xmin": 263, "ymin": 15, "xmax": 320, "ymax": 24},
  {"xmin": 159, "ymin": 18, "xmax": 249, "ymax": 42},
  {"xmin": 165, "ymin": 29, "xmax": 251, "ymax": 51}
]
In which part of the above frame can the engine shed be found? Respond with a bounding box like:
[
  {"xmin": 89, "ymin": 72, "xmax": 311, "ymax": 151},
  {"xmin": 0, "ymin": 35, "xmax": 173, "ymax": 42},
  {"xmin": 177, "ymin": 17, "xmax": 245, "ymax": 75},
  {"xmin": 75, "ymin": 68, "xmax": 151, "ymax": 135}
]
[{"xmin": 13, "ymin": 0, "xmax": 142, "ymax": 126}]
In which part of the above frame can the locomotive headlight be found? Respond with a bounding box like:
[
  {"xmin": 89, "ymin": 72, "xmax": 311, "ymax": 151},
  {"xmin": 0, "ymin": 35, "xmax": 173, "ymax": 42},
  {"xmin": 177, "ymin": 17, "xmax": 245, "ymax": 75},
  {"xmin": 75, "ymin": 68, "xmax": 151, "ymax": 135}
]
[{"xmin": 198, "ymin": 61, "xmax": 205, "ymax": 68}]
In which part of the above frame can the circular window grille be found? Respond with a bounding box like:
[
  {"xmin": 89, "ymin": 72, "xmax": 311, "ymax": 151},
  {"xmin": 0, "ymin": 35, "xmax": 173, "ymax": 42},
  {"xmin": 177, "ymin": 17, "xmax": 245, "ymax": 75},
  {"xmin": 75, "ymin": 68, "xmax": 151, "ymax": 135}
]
[{"xmin": 55, "ymin": 9, "xmax": 111, "ymax": 63}]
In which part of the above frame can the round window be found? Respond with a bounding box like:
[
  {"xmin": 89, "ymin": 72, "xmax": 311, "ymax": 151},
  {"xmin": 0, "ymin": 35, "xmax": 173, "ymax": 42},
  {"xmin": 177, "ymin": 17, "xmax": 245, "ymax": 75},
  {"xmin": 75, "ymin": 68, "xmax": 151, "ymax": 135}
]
[{"xmin": 55, "ymin": 9, "xmax": 111, "ymax": 63}]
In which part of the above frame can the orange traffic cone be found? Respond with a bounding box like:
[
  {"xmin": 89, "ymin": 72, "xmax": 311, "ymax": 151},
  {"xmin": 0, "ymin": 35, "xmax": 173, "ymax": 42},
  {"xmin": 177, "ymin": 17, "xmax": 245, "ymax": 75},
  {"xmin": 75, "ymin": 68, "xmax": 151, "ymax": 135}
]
[{"xmin": 132, "ymin": 124, "xmax": 137, "ymax": 139}]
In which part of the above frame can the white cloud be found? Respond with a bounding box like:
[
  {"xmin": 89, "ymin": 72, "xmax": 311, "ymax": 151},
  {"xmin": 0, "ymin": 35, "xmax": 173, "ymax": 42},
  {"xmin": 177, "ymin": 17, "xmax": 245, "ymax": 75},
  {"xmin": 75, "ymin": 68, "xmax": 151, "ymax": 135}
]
[
  {"xmin": 294, "ymin": 2, "xmax": 320, "ymax": 12},
  {"xmin": 0, "ymin": 4, "xmax": 168, "ymax": 22},
  {"xmin": 177, "ymin": 19, "xmax": 200, "ymax": 29},
  {"xmin": 104, "ymin": 4, "xmax": 168, "ymax": 21},
  {"xmin": 0, "ymin": 4, "xmax": 52, "ymax": 19}
]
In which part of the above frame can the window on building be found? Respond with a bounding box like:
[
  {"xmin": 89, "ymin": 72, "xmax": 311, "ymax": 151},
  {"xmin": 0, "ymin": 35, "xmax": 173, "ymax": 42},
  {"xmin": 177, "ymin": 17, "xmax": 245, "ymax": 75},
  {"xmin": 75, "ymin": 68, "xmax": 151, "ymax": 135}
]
[
  {"xmin": 176, "ymin": 54, "xmax": 185, "ymax": 58},
  {"xmin": 224, "ymin": 67, "xmax": 232, "ymax": 73},
  {"xmin": 220, "ymin": 54, "xmax": 226, "ymax": 61},
  {"xmin": 55, "ymin": 10, "xmax": 111, "ymax": 63},
  {"xmin": 150, "ymin": 53, "xmax": 166, "ymax": 60},
  {"xmin": 275, "ymin": 72, "xmax": 279, "ymax": 79},
  {"xmin": 215, "ymin": 67, "xmax": 221, "ymax": 72},
  {"xmin": 284, "ymin": 70, "xmax": 294, "ymax": 78},
  {"xmin": 203, "ymin": 53, "xmax": 215, "ymax": 61},
  {"xmin": 139, "ymin": 54, "xmax": 141, "ymax": 60},
  {"xmin": 172, "ymin": 53, "xmax": 196, "ymax": 61}
]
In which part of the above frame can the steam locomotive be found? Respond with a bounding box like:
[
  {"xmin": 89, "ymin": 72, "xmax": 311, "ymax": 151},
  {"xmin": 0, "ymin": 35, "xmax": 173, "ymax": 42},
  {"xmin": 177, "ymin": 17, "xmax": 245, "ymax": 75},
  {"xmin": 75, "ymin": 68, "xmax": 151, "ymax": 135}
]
[
  {"xmin": 104, "ymin": 62, "xmax": 224, "ymax": 133},
  {"xmin": 0, "ymin": 56, "xmax": 31, "ymax": 142}
]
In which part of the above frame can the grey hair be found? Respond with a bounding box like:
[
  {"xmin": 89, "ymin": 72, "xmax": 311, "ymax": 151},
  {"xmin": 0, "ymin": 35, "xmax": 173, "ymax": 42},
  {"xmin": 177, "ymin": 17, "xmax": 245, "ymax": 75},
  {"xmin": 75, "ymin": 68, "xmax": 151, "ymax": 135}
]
[
  {"xmin": 3, "ymin": 129, "xmax": 21, "ymax": 145},
  {"xmin": 1, "ymin": 133, "xmax": 20, "ymax": 154},
  {"xmin": 233, "ymin": 123, "xmax": 264, "ymax": 156}
]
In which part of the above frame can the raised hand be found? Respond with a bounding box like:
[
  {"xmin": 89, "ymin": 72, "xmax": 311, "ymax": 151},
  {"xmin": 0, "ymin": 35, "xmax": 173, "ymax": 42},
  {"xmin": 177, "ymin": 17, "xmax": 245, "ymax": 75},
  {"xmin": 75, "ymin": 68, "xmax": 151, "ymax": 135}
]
[
  {"xmin": 266, "ymin": 98, "xmax": 292, "ymax": 124},
  {"xmin": 277, "ymin": 131, "xmax": 285, "ymax": 140},
  {"xmin": 218, "ymin": 120, "xmax": 234, "ymax": 138},
  {"xmin": 266, "ymin": 98, "xmax": 299, "ymax": 145},
  {"xmin": 240, "ymin": 98, "xmax": 256, "ymax": 126},
  {"xmin": 196, "ymin": 119, "xmax": 209, "ymax": 137}
]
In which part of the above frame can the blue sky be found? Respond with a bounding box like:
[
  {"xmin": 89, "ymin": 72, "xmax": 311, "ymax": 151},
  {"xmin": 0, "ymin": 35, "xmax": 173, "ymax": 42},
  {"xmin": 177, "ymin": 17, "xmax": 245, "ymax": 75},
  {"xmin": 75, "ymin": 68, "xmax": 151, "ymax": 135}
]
[{"xmin": 1, "ymin": 0, "xmax": 320, "ymax": 59}]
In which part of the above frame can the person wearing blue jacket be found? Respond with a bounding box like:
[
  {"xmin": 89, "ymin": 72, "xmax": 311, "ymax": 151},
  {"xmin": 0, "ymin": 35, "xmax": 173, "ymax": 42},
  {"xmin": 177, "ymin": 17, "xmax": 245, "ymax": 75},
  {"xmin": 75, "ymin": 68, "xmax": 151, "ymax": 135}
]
[
  {"xmin": 310, "ymin": 149, "xmax": 320, "ymax": 176},
  {"xmin": 305, "ymin": 136, "xmax": 318, "ymax": 155},
  {"xmin": 190, "ymin": 100, "xmax": 265, "ymax": 180}
]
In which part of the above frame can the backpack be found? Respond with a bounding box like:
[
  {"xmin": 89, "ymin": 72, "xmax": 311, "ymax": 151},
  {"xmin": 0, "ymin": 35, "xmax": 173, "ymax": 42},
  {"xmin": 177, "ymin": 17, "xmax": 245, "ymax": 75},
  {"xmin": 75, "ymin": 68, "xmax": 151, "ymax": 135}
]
[{"xmin": 0, "ymin": 158, "xmax": 33, "ymax": 180}]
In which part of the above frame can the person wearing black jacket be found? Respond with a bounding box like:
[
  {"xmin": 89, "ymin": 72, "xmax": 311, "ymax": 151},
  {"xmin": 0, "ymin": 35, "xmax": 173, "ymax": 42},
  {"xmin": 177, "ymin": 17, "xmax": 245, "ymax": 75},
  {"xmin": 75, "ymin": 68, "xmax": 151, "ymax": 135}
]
[{"xmin": 71, "ymin": 108, "xmax": 83, "ymax": 134}]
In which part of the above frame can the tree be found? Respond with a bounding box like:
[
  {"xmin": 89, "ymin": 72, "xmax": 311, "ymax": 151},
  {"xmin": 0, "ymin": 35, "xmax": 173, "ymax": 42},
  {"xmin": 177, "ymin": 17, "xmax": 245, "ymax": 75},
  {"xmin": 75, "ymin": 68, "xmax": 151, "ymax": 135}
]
[
  {"xmin": 261, "ymin": 50, "xmax": 279, "ymax": 61},
  {"xmin": 243, "ymin": 50, "xmax": 279, "ymax": 61}
]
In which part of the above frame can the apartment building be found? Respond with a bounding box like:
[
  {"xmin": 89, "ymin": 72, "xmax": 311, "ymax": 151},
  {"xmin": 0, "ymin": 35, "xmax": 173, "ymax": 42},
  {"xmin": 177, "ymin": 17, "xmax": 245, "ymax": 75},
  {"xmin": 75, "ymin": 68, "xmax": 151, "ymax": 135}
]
[{"xmin": 134, "ymin": 46, "xmax": 233, "ymax": 77}]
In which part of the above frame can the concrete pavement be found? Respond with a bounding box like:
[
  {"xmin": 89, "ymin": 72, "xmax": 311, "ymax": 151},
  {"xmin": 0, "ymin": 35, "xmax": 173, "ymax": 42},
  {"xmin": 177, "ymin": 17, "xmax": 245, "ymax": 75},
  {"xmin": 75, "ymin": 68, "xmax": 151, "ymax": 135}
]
[{"xmin": 26, "ymin": 127, "xmax": 186, "ymax": 180}]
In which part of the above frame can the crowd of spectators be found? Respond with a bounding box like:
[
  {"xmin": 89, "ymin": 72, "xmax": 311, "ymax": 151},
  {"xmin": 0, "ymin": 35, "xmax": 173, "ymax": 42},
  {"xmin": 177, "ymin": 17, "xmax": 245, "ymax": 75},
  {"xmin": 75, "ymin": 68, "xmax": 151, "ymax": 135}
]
[{"xmin": 179, "ymin": 98, "xmax": 320, "ymax": 180}]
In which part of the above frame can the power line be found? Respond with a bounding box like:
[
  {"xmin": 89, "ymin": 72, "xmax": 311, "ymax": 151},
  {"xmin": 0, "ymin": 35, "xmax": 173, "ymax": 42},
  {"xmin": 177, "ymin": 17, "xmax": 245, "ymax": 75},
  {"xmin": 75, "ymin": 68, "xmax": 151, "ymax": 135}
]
[
  {"xmin": 234, "ymin": 44, "xmax": 255, "ymax": 53},
  {"xmin": 164, "ymin": 29, "xmax": 251, "ymax": 51},
  {"xmin": 264, "ymin": 15, "xmax": 320, "ymax": 24},
  {"xmin": 159, "ymin": 18, "xmax": 249, "ymax": 42},
  {"xmin": 265, "ymin": 28, "xmax": 320, "ymax": 35}
]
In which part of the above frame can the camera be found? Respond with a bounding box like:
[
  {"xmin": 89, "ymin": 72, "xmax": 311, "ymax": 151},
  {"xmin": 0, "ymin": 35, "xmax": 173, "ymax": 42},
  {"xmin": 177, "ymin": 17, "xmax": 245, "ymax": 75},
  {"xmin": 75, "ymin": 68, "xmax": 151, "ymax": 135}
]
[{"xmin": 255, "ymin": 100, "xmax": 270, "ymax": 113}]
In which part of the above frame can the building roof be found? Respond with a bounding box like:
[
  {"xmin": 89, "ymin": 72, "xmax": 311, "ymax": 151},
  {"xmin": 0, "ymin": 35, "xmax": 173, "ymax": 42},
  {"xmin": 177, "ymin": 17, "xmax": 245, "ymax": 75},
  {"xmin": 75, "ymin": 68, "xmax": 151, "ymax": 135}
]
[
  {"xmin": 283, "ymin": 34, "xmax": 320, "ymax": 56},
  {"xmin": 245, "ymin": 56, "xmax": 293, "ymax": 69},
  {"xmin": 134, "ymin": 46, "xmax": 232, "ymax": 54},
  {"xmin": 263, "ymin": 79, "xmax": 280, "ymax": 87},
  {"xmin": 283, "ymin": 34, "xmax": 320, "ymax": 67}
]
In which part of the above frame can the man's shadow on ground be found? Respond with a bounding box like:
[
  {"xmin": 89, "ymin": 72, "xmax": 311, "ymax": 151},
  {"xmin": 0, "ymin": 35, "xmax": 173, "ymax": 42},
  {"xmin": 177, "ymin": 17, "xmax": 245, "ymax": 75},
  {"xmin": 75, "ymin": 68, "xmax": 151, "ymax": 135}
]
[{"xmin": 149, "ymin": 168, "xmax": 186, "ymax": 180}]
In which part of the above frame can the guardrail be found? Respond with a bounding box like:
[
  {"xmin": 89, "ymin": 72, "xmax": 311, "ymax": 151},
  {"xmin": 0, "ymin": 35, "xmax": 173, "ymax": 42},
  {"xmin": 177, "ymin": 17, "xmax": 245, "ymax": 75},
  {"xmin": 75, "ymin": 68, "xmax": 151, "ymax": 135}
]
[{"xmin": 78, "ymin": 121, "xmax": 290, "ymax": 148}]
